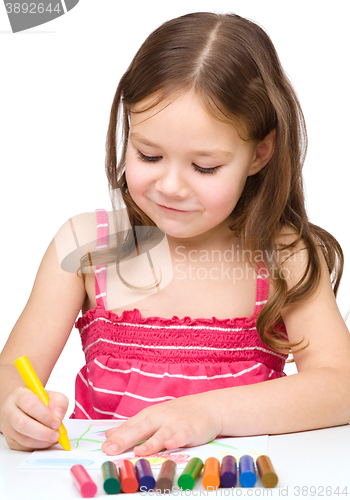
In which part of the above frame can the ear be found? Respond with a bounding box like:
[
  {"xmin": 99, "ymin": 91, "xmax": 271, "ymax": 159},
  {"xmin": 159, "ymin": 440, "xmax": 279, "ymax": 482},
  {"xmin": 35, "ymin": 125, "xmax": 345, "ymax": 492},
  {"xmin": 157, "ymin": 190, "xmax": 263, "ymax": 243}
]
[{"xmin": 248, "ymin": 129, "xmax": 276, "ymax": 176}]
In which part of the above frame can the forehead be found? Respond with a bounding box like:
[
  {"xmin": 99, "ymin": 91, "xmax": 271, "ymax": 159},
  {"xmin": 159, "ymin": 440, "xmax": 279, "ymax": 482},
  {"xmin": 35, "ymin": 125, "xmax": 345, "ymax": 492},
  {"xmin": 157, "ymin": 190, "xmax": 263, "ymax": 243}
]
[{"xmin": 129, "ymin": 90, "xmax": 249, "ymax": 141}]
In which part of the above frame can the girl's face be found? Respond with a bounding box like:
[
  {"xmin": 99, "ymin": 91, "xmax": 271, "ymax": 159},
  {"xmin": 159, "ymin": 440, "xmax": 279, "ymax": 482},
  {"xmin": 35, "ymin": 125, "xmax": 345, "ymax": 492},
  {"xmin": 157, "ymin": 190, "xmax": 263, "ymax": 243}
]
[{"xmin": 125, "ymin": 91, "xmax": 271, "ymax": 243}]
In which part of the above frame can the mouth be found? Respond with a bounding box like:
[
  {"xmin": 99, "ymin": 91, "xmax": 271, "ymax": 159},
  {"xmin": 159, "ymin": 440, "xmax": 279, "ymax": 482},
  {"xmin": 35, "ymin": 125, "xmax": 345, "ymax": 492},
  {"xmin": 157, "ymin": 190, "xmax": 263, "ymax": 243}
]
[{"xmin": 157, "ymin": 204, "xmax": 189, "ymax": 213}]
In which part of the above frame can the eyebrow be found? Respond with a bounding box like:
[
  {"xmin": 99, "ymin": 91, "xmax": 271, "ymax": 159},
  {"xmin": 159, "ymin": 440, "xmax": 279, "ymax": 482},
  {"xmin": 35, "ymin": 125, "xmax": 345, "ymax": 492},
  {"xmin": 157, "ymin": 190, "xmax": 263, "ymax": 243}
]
[{"xmin": 129, "ymin": 133, "xmax": 234, "ymax": 159}]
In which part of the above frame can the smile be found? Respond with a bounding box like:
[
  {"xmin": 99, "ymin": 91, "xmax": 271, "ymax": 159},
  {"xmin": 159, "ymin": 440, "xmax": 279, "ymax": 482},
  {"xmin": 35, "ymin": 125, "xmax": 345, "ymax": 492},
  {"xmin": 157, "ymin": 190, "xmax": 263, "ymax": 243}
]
[{"xmin": 157, "ymin": 204, "xmax": 190, "ymax": 213}]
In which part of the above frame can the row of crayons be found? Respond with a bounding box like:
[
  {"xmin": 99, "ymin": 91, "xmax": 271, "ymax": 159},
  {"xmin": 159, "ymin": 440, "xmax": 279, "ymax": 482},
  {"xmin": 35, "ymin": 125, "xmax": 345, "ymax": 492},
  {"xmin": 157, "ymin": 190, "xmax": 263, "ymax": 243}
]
[{"xmin": 71, "ymin": 455, "xmax": 278, "ymax": 497}]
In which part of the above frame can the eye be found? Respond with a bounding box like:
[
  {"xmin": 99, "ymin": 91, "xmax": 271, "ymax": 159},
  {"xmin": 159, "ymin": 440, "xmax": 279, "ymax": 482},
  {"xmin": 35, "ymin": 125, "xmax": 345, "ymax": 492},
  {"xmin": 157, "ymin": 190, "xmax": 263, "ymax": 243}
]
[
  {"xmin": 136, "ymin": 151, "xmax": 161, "ymax": 163},
  {"xmin": 136, "ymin": 150, "xmax": 222, "ymax": 175},
  {"xmin": 193, "ymin": 164, "xmax": 222, "ymax": 175}
]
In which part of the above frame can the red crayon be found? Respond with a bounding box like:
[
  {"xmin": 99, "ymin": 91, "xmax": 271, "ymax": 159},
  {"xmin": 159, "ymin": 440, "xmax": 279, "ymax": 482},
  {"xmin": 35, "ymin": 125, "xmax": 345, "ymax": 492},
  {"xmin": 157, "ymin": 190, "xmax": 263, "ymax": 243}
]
[
  {"xmin": 70, "ymin": 464, "xmax": 97, "ymax": 498},
  {"xmin": 119, "ymin": 459, "xmax": 139, "ymax": 493}
]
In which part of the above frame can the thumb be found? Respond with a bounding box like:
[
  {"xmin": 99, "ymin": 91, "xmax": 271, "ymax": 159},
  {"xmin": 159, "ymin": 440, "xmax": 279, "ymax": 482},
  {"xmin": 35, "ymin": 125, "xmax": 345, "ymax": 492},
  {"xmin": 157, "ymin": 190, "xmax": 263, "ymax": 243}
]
[{"xmin": 47, "ymin": 390, "xmax": 69, "ymax": 420}]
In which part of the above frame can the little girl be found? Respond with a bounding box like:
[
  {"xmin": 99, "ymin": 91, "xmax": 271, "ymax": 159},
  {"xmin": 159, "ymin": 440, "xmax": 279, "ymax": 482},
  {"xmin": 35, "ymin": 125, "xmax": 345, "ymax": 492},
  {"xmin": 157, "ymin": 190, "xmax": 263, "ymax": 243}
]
[{"xmin": 1, "ymin": 12, "xmax": 350, "ymax": 456}]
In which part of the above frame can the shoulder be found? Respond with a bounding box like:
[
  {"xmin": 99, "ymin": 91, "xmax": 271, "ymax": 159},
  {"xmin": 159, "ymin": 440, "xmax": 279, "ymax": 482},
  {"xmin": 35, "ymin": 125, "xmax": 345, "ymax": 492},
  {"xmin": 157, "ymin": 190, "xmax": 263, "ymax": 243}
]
[
  {"xmin": 273, "ymin": 226, "xmax": 350, "ymax": 372},
  {"xmin": 54, "ymin": 208, "xmax": 131, "ymax": 273},
  {"xmin": 273, "ymin": 224, "xmax": 323, "ymax": 294},
  {"xmin": 54, "ymin": 211, "xmax": 97, "ymax": 272}
]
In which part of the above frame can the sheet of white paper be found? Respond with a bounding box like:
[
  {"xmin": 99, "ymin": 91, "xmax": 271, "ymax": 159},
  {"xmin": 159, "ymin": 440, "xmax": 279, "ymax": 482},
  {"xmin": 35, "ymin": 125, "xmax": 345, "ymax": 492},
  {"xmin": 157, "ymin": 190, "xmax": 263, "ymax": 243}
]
[{"xmin": 18, "ymin": 419, "xmax": 268, "ymax": 470}]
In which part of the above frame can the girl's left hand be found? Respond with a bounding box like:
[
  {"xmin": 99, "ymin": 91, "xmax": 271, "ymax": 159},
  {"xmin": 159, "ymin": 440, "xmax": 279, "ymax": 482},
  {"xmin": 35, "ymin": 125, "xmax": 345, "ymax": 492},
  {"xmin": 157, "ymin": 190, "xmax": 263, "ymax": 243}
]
[{"xmin": 101, "ymin": 392, "xmax": 223, "ymax": 456}]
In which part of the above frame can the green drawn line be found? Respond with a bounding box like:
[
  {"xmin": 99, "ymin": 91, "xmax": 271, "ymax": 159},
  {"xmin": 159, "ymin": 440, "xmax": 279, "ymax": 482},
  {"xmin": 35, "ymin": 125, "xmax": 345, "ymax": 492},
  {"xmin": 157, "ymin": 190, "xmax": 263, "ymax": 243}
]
[
  {"xmin": 209, "ymin": 440, "xmax": 238, "ymax": 451},
  {"xmin": 70, "ymin": 438, "xmax": 104, "ymax": 445},
  {"xmin": 75, "ymin": 424, "xmax": 93, "ymax": 449}
]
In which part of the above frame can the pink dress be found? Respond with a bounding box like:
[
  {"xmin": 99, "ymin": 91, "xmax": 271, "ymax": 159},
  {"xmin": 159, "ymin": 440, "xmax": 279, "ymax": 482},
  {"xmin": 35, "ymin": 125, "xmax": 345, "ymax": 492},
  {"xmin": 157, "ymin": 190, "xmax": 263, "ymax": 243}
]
[{"xmin": 71, "ymin": 209, "xmax": 288, "ymax": 420}]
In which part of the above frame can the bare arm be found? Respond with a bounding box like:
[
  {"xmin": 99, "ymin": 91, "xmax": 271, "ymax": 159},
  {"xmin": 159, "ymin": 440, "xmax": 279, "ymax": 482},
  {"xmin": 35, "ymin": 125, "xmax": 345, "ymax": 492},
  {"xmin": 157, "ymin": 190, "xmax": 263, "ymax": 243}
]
[
  {"xmin": 0, "ymin": 232, "xmax": 86, "ymax": 449},
  {"xmin": 102, "ymin": 241, "xmax": 350, "ymax": 456},
  {"xmin": 217, "ymin": 241, "xmax": 350, "ymax": 436}
]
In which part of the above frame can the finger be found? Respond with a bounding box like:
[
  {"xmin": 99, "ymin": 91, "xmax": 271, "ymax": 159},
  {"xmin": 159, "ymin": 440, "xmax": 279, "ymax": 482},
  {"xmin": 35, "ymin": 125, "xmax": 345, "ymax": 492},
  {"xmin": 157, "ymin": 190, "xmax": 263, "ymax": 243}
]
[
  {"xmin": 102, "ymin": 418, "xmax": 155, "ymax": 456},
  {"xmin": 47, "ymin": 390, "xmax": 69, "ymax": 420},
  {"xmin": 104, "ymin": 418, "xmax": 136, "ymax": 440},
  {"xmin": 134, "ymin": 426, "xmax": 175, "ymax": 456},
  {"xmin": 103, "ymin": 412, "xmax": 149, "ymax": 447},
  {"xmin": 9, "ymin": 404, "xmax": 61, "ymax": 444},
  {"xmin": 163, "ymin": 428, "xmax": 195, "ymax": 450},
  {"xmin": 5, "ymin": 424, "xmax": 59, "ymax": 451},
  {"xmin": 16, "ymin": 388, "xmax": 62, "ymax": 431}
]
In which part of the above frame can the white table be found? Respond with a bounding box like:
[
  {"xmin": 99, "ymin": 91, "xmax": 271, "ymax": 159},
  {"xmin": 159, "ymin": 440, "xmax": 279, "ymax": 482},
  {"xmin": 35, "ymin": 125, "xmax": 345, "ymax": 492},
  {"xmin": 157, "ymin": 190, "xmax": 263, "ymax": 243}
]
[{"xmin": 1, "ymin": 423, "xmax": 349, "ymax": 499}]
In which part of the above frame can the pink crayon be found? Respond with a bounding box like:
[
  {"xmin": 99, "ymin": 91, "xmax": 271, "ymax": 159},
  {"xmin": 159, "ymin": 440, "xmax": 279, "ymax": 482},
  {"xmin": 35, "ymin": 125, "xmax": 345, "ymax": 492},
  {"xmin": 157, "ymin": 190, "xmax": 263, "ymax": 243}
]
[{"xmin": 70, "ymin": 464, "xmax": 97, "ymax": 498}]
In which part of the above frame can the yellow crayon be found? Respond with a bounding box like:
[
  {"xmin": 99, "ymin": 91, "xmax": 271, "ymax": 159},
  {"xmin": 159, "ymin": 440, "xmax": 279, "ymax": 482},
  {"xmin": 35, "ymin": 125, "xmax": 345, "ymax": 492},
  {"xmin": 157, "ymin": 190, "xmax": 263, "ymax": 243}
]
[{"xmin": 14, "ymin": 355, "xmax": 70, "ymax": 451}]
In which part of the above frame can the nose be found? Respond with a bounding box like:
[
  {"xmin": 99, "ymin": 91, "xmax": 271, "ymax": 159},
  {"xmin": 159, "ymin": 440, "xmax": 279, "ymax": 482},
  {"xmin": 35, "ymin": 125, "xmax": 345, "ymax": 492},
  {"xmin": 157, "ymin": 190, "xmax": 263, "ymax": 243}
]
[{"xmin": 154, "ymin": 163, "xmax": 190, "ymax": 198}]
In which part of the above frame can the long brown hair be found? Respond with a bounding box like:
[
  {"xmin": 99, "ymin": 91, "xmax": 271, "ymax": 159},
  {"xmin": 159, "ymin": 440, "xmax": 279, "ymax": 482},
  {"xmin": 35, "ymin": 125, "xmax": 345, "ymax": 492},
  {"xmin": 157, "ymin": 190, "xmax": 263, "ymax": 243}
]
[{"xmin": 81, "ymin": 12, "xmax": 344, "ymax": 353}]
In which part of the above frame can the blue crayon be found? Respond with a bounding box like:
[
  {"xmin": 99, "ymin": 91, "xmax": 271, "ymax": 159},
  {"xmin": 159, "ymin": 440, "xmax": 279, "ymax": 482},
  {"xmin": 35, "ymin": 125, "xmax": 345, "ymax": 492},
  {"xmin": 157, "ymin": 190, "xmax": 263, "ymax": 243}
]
[
  {"xmin": 239, "ymin": 455, "xmax": 256, "ymax": 488},
  {"xmin": 220, "ymin": 455, "xmax": 237, "ymax": 488},
  {"xmin": 135, "ymin": 458, "xmax": 156, "ymax": 491}
]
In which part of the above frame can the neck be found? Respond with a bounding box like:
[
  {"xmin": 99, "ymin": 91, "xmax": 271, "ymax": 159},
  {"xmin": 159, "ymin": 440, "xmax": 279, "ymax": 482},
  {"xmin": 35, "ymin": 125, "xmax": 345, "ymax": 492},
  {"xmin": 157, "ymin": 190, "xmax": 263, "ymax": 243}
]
[{"xmin": 166, "ymin": 217, "xmax": 237, "ymax": 253}]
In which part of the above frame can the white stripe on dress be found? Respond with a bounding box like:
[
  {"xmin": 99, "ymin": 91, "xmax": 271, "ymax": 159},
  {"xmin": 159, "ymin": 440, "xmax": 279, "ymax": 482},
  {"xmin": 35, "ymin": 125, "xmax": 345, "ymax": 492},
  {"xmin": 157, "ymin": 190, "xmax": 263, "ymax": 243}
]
[
  {"xmin": 93, "ymin": 358, "xmax": 265, "ymax": 381},
  {"xmin": 87, "ymin": 378, "xmax": 176, "ymax": 402},
  {"xmin": 75, "ymin": 400, "xmax": 93, "ymax": 419},
  {"xmin": 80, "ymin": 316, "xmax": 257, "ymax": 335},
  {"xmin": 78, "ymin": 370, "xmax": 89, "ymax": 387},
  {"xmin": 95, "ymin": 267, "xmax": 107, "ymax": 274},
  {"xmin": 92, "ymin": 406, "xmax": 129, "ymax": 419},
  {"xmin": 84, "ymin": 336, "xmax": 286, "ymax": 360}
]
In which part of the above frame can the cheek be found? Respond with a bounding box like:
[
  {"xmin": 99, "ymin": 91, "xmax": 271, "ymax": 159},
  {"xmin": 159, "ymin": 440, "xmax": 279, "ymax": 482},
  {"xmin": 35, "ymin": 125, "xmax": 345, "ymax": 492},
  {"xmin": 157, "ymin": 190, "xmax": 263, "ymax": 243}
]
[
  {"xmin": 201, "ymin": 175, "xmax": 245, "ymax": 214},
  {"xmin": 125, "ymin": 158, "xmax": 146, "ymax": 198}
]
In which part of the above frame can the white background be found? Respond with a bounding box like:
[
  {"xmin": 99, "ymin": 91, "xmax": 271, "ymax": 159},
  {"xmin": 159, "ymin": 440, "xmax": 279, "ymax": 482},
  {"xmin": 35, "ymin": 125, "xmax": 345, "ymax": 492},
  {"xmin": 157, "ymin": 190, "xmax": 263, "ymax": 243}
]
[{"xmin": 0, "ymin": 0, "xmax": 349, "ymax": 417}]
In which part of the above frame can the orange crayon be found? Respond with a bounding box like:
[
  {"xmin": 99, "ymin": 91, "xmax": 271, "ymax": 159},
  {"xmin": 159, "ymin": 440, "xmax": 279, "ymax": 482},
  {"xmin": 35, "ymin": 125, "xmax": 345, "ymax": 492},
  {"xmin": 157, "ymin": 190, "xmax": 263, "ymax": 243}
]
[
  {"xmin": 202, "ymin": 457, "xmax": 220, "ymax": 491},
  {"xmin": 119, "ymin": 459, "xmax": 139, "ymax": 493}
]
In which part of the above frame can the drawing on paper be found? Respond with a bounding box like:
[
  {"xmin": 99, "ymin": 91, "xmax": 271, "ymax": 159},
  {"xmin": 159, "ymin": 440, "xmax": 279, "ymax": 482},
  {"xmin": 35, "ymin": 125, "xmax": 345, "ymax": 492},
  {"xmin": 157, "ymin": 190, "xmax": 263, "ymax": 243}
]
[
  {"xmin": 69, "ymin": 424, "xmax": 106, "ymax": 451},
  {"xmin": 18, "ymin": 420, "xmax": 269, "ymax": 471}
]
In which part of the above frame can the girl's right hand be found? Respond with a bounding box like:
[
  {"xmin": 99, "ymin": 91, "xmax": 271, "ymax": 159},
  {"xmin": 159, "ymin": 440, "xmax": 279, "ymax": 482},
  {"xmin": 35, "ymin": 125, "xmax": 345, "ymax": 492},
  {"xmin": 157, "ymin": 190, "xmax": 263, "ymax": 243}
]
[{"xmin": 0, "ymin": 387, "xmax": 69, "ymax": 451}]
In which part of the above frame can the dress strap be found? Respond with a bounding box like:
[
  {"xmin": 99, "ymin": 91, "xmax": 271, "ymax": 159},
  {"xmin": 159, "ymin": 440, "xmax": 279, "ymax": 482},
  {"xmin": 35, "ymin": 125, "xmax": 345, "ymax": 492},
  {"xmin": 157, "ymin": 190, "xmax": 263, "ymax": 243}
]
[
  {"xmin": 94, "ymin": 209, "xmax": 108, "ymax": 309},
  {"xmin": 253, "ymin": 262, "xmax": 269, "ymax": 317}
]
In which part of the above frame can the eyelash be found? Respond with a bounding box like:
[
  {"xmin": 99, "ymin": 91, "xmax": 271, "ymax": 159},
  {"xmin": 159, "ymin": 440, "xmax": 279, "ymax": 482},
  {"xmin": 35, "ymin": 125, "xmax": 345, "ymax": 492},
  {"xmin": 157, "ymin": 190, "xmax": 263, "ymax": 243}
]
[{"xmin": 135, "ymin": 151, "xmax": 221, "ymax": 175}]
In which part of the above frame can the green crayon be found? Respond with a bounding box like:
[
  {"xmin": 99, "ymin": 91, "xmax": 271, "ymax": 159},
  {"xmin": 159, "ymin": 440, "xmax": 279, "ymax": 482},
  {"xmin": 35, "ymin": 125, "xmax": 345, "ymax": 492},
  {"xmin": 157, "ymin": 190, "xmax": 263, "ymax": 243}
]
[
  {"xmin": 178, "ymin": 458, "xmax": 203, "ymax": 490},
  {"xmin": 102, "ymin": 461, "xmax": 121, "ymax": 494}
]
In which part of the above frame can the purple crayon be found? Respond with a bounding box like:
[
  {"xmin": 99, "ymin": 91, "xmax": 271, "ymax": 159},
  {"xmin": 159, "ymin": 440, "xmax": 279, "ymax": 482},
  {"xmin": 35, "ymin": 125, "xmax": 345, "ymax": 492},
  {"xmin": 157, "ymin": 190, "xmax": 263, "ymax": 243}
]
[
  {"xmin": 135, "ymin": 458, "xmax": 156, "ymax": 491},
  {"xmin": 220, "ymin": 455, "xmax": 237, "ymax": 488}
]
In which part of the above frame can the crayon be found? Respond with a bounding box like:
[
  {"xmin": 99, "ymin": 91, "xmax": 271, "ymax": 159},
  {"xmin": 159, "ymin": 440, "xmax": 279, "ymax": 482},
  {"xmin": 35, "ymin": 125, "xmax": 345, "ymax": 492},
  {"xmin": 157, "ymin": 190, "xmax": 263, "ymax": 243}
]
[
  {"xmin": 155, "ymin": 460, "xmax": 176, "ymax": 493},
  {"xmin": 14, "ymin": 355, "xmax": 70, "ymax": 451},
  {"xmin": 119, "ymin": 459, "xmax": 139, "ymax": 493},
  {"xmin": 70, "ymin": 464, "xmax": 97, "ymax": 498},
  {"xmin": 135, "ymin": 458, "xmax": 156, "ymax": 491},
  {"xmin": 256, "ymin": 455, "xmax": 278, "ymax": 488},
  {"xmin": 220, "ymin": 455, "xmax": 237, "ymax": 488},
  {"xmin": 101, "ymin": 461, "xmax": 121, "ymax": 494},
  {"xmin": 202, "ymin": 457, "xmax": 220, "ymax": 490},
  {"xmin": 239, "ymin": 455, "xmax": 256, "ymax": 488},
  {"xmin": 178, "ymin": 457, "xmax": 203, "ymax": 490}
]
